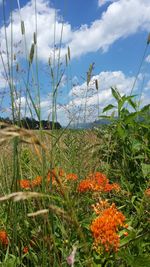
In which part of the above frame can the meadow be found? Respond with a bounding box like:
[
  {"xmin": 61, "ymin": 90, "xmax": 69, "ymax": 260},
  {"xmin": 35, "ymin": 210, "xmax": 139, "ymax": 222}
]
[
  {"xmin": 0, "ymin": 1, "xmax": 150, "ymax": 266},
  {"xmin": 0, "ymin": 98, "xmax": 150, "ymax": 266}
]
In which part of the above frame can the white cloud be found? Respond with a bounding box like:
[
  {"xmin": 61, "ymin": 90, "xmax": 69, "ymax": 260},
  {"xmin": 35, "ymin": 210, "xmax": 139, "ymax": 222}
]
[
  {"xmin": 64, "ymin": 0, "xmax": 150, "ymax": 58},
  {"xmin": 70, "ymin": 71, "xmax": 135, "ymax": 97},
  {"xmin": 0, "ymin": 0, "xmax": 72, "ymax": 64},
  {"xmin": 1, "ymin": 0, "xmax": 150, "ymax": 63},
  {"xmin": 145, "ymin": 55, "xmax": 150, "ymax": 63},
  {"xmin": 59, "ymin": 70, "xmax": 141, "ymax": 125},
  {"xmin": 98, "ymin": 0, "xmax": 118, "ymax": 7},
  {"xmin": 144, "ymin": 79, "xmax": 150, "ymax": 91}
]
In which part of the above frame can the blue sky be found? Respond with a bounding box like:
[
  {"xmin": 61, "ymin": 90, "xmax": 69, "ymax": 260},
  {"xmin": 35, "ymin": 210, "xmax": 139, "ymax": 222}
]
[{"xmin": 0, "ymin": 0, "xmax": 150, "ymax": 125}]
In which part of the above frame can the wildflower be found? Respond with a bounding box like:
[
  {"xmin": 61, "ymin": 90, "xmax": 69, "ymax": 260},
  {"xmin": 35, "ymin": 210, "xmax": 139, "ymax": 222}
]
[
  {"xmin": 90, "ymin": 203, "xmax": 126, "ymax": 252},
  {"xmin": 23, "ymin": 246, "xmax": 29, "ymax": 254},
  {"xmin": 91, "ymin": 199, "xmax": 110, "ymax": 215},
  {"xmin": 111, "ymin": 183, "xmax": 121, "ymax": 192},
  {"xmin": 77, "ymin": 179, "xmax": 93, "ymax": 192},
  {"xmin": 123, "ymin": 232, "xmax": 128, "ymax": 236},
  {"xmin": 89, "ymin": 172, "xmax": 109, "ymax": 186},
  {"xmin": 47, "ymin": 170, "xmax": 55, "ymax": 183},
  {"xmin": 58, "ymin": 168, "xmax": 65, "ymax": 177},
  {"xmin": 31, "ymin": 176, "xmax": 42, "ymax": 187},
  {"xmin": 19, "ymin": 179, "xmax": 31, "ymax": 189},
  {"xmin": 66, "ymin": 173, "xmax": 78, "ymax": 181},
  {"xmin": 77, "ymin": 172, "xmax": 120, "ymax": 193},
  {"xmin": 67, "ymin": 244, "xmax": 77, "ymax": 266},
  {"xmin": 145, "ymin": 188, "xmax": 150, "ymax": 197},
  {"xmin": 102, "ymin": 183, "xmax": 120, "ymax": 192},
  {"xmin": 0, "ymin": 230, "xmax": 8, "ymax": 245}
]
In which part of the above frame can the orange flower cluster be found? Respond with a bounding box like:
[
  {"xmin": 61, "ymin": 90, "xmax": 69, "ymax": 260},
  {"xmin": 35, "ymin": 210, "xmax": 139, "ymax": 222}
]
[
  {"xmin": 0, "ymin": 230, "xmax": 8, "ymax": 246},
  {"xmin": 145, "ymin": 187, "xmax": 150, "ymax": 198},
  {"xmin": 19, "ymin": 179, "xmax": 31, "ymax": 189},
  {"xmin": 47, "ymin": 171, "xmax": 55, "ymax": 183},
  {"xmin": 90, "ymin": 203, "xmax": 126, "ymax": 252},
  {"xmin": 77, "ymin": 179, "xmax": 92, "ymax": 192},
  {"xmin": 23, "ymin": 246, "xmax": 29, "ymax": 254},
  {"xmin": 66, "ymin": 173, "xmax": 78, "ymax": 181},
  {"xmin": 19, "ymin": 168, "xmax": 65, "ymax": 189},
  {"xmin": 19, "ymin": 176, "xmax": 42, "ymax": 189},
  {"xmin": 77, "ymin": 172, "xmax": 120, "ymax": 193},
  {"xmin": 31, "ymin": 176, "xmax": 42, "ymax": 187}
]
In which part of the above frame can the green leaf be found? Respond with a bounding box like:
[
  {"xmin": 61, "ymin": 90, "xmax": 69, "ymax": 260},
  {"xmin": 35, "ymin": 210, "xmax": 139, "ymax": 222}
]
[
  {"xmin": 141, "ymin": 104, "xmax": 150, "ymax": 113},
  {"xmin": 127, "ymin": 97, "xmax": 137, "ymax": 110},
  {"xmin": 3, "ymin": 255, "xmax": 20, "ymax": 267},
  {"xmin": 124, "ymin": 112, "xmax": 138, "ymax": 124},
  {"xmin": 120, "ymin": 234, "xmax": 135, "ymax": 247},
  {"xmin": 132, "ymin": 155, "xmax": 145, "ymax": 160},
  {"xmin": 131, "ymin": 139, "xmax": 142, "ymax": 152},
  {"xmin": 99, "ymin": 115, "xmax": 112, "ymax": 119},
  {"xmin": 103, "ymin": 104, "xmax": 116, "ymax": 113},
  {"xmin": 141, "ymin": 163, "xmax": 150, "ymax": 178},
  {"xmin": 131, "ymin": 195, "xmax": 137, "ymax": 204},
  {"xmin": 132, "ymin": 255, "xmax": 150, "ymax": 267},
  {"xmin": 118, "ymin": 95, "xmax": 126, "ymax": 111},
  {"xmin": 117, "ymin": 124, "xmax": 127, "ymax": 139},
  {"xmin": 111, "ymin": 87, "xmax": 121, "ymax": 102},
  {"xmin": 118, "ymin": 248, "xmax": 134, "ymax": 266}
]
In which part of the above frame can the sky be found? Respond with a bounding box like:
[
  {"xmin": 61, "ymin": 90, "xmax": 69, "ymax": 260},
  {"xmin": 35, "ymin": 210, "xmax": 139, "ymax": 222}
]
[{"xmin": 0, "ymin": 0, "xmax": 150, "ymax": 126}]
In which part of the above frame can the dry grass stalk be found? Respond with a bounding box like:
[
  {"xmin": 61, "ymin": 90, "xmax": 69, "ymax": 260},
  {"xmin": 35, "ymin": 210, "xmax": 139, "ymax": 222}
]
[
  {"xmin": 27, "ymin": 209, "xmax": 49, "ymax": 217},
  {"xmin": 0, "ymin": 123, "xmax": 46, "ymax": 161},
  {"xmin": 0, "ymin": 191, "xmax": 45, "ymax": 202}
]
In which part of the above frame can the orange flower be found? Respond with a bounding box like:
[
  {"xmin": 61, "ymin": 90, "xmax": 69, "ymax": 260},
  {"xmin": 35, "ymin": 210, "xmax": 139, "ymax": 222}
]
[
  {"xmin": 47, "ymin": 170, "xmax": 55, "ymax": 183},
  {"xmin": 123, "ymin": 232, "xmax": 128, "ymax": 236},
  {"xmin": 23, "ymin": 246, "xmax": 29, "ymax": 254},
  {"xmin": 89, "ymin": 172, "xmax": 109, "ymax": 186},
  {"xmin": 91, "ymin": 199, "xmax": 110, "ymax": 215},
  {"xmin": 31, "ymin": 176, "xmax": 42, "ymax": 187},
  {"xmin": 0, "ymin": 230, "xmax": 8, "ymax": 245},
  {"xmin": 145, "ymin": 188, "xmax": 150, "ymax": 197},
  {"xmin": 58, "ymin": 168, "xmax": 65, "ymax": 177},
  {"xmin": 90, "ymin": 203, "xmax": 126, "ymax": 252},
  {"xmin": 19, "ymin": 179, "xmax": 31, "ymax": 189},
  {"xmin": 111, "ymin": 183, "xmax": 121, "ymax": 192},
  {"xmin": 66, "ymin": 173, "xmax": 78, "ymax": 181},
  {"xmin": 77, "ymin": 172, "xmax": 121, "ymax": 193},
  {"xmin": 77, "ymin": 179, "xmax": 93, "ymax": 192}
]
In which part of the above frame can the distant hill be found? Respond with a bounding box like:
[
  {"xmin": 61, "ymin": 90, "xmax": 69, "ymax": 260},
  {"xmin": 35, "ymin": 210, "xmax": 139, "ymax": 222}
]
[
  {"xmin": 69, "ymin": 118, "xmax": 111, "ymax": 129},
  {"xmin": 68, "ymin": 108, "xmax": 150, "ymax": 129}
]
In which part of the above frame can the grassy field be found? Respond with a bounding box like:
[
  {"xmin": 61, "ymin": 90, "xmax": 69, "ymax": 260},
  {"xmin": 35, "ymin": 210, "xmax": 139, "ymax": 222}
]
[{"xmin": 0, "ymin": 111, "xmax": 150, "ymax": 266}]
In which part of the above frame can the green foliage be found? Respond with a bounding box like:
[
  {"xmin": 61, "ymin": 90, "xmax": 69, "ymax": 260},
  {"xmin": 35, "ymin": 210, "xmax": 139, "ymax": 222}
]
[{"xmin": 99, "ymin": 87, "xmax": 150, "ymax": 191}]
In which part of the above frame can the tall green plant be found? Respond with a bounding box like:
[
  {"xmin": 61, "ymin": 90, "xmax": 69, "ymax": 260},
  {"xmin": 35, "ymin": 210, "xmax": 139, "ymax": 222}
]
[{"xmin": 100, "ymin": 87, "xmax": 150, "ymax": 191}]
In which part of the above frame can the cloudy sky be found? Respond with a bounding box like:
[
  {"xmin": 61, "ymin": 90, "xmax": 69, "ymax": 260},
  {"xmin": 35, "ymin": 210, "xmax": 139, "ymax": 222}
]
[{"xmin": 0, "ymin": 0, "xmax": 150, "ymax": 125}]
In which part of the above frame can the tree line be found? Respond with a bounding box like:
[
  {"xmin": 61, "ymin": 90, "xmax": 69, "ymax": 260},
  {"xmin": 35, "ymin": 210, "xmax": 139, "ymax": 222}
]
[{"xmin": 0, "ymin": 117, "xmax": 62, "ymax": 130}]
